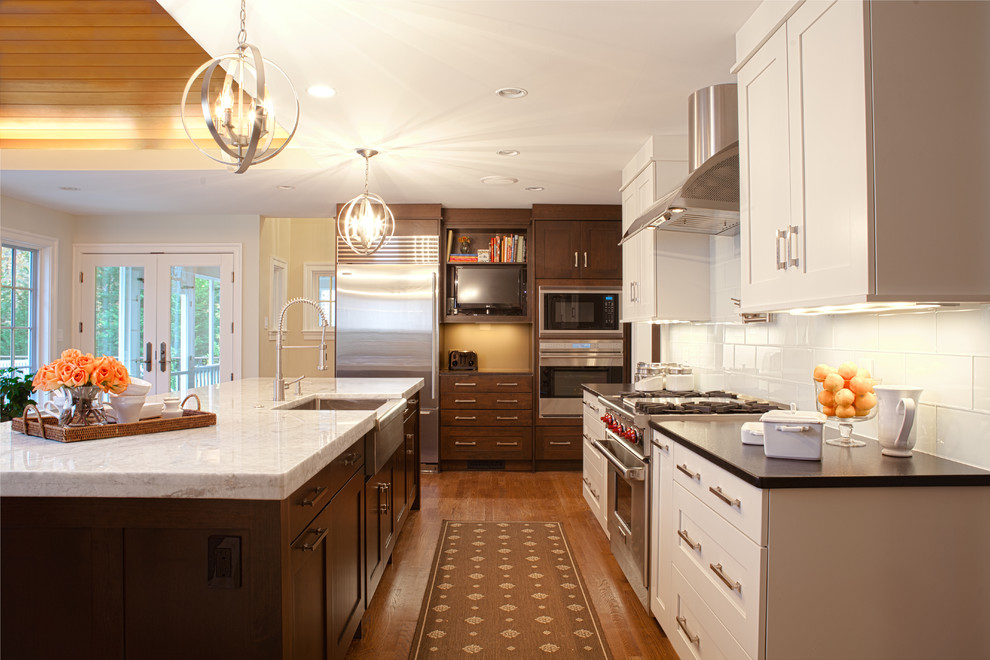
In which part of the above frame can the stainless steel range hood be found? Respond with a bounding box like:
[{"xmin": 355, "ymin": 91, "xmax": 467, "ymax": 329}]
[{"xmin": 620, "ymin": 84, "xmax": 739, "ymax": 243}]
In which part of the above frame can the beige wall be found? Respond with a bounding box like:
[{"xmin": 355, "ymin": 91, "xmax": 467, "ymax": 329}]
[
  {"xmin": 258, "ymin": 217, "xmax": 335, "ymax": 378},
  {"xmin": 0, "ymin": 195, "xmax": 75, "ymax": 359}
]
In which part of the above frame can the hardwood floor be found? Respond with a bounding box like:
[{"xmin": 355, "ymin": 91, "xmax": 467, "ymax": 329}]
[{"xmin": 346, "ymin": 470, "xmax": 677, "ymax": 659}]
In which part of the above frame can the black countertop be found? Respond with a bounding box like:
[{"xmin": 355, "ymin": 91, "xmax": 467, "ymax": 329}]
[
  {"xmin": 651, "ymin": 419, "xmax": 990, "ymax": 489},
  {"xmin": 581, "ymin": 383, "xmax": 631, "ymax": 397}
]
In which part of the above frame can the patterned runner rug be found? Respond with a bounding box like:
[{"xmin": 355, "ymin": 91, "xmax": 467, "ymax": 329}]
[{"xmin": 409, "ymin": 521, "xmax": 614, "ymax": 658}]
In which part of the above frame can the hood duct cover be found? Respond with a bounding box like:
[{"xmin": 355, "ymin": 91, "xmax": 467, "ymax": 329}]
[{"xmin": 621, "ymin": 84, "xmax": 739, "ymax": 243}]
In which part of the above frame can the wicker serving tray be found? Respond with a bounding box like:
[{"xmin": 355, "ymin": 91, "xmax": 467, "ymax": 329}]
[{"xmin": 12, "ymin": 394, "xmax": 216, "ymax": 443}]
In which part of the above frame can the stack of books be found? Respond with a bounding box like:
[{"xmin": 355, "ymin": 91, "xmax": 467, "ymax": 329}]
[{"xmin": 487, "ymin": 234, "xmax": 526, "ymax": 263}]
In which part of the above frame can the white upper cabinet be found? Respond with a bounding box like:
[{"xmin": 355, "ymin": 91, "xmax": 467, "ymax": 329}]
[
  {"xmin": 735, "ymin": 0, "xmax": 990, "ymax": 312},
  {"xmin": 620, "ymin": 137, "xmax": 709, "ymax": 322}
]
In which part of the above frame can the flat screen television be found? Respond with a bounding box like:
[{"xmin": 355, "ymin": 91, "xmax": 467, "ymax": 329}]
[{"xmin": 453, "ymin": 265, "xmax": 525, "ymax": 314}]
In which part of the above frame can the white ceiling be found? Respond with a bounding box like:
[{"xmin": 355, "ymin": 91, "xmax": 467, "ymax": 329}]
[{"xmin": 0, "ymin": 0, "xmax": 758, "ymax": 217}]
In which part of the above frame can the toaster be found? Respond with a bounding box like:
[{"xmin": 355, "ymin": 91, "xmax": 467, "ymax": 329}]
[{"xmin": 448, "ymin": 350, "xmax": 478, "ymax": 371}]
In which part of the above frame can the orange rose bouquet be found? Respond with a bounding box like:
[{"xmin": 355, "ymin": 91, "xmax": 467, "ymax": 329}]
[
  {"xmin": 32, "ymin": 350, "xmax": 130, "ymax": 427},
  {"xmin": 32, "ymin": 349, "xmax": 130, "ymax": 394}
]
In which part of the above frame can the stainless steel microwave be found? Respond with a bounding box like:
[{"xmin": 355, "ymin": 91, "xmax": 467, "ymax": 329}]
[{"xmin": 539, "ymin": 287, "xmax": 621, "ymax": 336}]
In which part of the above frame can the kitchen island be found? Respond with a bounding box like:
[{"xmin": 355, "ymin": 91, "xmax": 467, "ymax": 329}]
[{"xmin": 0, "ymin": 377, "xmax": 423, "ymax": 660}]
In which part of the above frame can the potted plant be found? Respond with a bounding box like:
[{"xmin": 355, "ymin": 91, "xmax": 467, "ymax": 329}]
[{"xmin": 1, "ymin": 368, "xmax": 37, "ymax": 423}]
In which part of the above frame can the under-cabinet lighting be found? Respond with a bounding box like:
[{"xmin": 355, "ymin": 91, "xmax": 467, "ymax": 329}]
[{"xmin": 788, "ymin": 302, "xmax": 946, "ymax": 316}]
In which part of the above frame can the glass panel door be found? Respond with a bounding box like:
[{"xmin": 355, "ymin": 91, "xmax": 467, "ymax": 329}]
[
  {"xmin": 158, "ymin": 256, "xmax": 233, "ymax": 392},
  {"xmin": 80, "ymin": 254, "xmax": 157, "ymax": 384},
  {"xmin": 80, "ymin": 252, "xmax": 233, "ymax": 395}
]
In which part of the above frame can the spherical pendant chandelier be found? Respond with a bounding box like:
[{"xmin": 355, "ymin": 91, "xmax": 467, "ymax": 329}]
[
  {"xmin": 180, "ymin": 0, "xmax": 299, "ymax": 174},
  {"xmin": 337, "ymin": 149, "xmax": 396, "ymax": 255}
]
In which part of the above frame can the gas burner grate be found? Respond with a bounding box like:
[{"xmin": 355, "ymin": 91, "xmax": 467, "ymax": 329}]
[
  {"xmin": 633, "ymin": 399, "xmax": 784, "ymax": 416},
  {"xmin": 621, "ymin": 389, "xmax": 738, "ymax": 400}
]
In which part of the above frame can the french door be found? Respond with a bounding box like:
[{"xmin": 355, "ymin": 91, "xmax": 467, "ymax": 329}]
[{"xmin": 77, "ymin": 251, "xmax": 235, "ymax": 395}]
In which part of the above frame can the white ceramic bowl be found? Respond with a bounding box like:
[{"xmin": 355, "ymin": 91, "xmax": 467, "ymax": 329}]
[{"xmin": 119, "ymin": 377, "xmax": 152, "ymax": 397}]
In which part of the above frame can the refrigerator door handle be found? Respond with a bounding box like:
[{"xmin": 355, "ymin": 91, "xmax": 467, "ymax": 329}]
[{"xmin": 431, "ymin": 272, "xmax": 438, "ymax": 400}]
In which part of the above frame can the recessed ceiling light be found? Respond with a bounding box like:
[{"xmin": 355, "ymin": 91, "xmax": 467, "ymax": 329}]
[
  {"xmin": 480, "ymin": 176, "xmax": 518, "ymax": 186},
  {"xmin": 277, "ymin": 185, "xmax": 295, "ymax": 190},
  {"xmin": 497, "ymin": 149, "xmax": 520, "ymax": 157},
  {"xmin": 307, "ymin": 85, "xmax": 337, "ymax": 98},
  {"xmin": 59, "ymin": 186, "xmax": 80, "ymax": 191},
  {"xmin": 495, "ymin": 87, "xmax": 528, "ymax": 99},
  {"xmin": 525, "ymin": 186, "xmax": 545, "ymax": 192}
]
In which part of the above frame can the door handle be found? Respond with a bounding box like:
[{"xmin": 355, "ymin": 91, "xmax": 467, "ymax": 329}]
[
  {"xmin": 775, "ymin": 228, "xmax": 788, "ymax": 270},
  {"xmin": 159, "ymin": 342, "xmax": 168, "ymax": 372},
  {"xmin": 583, "ymin": 251, "xmax": 588, "ymax": 268},
  {"xmin": 787, "ymin": 225, "xmax": 800, "ymax": 268},
  {"xmin": 574, "ymin": 251, "xmax": 579, "ymax": 268},
  {"xmin": 144, "ymin": 342, "xmax": 153, "ymax": 373}
]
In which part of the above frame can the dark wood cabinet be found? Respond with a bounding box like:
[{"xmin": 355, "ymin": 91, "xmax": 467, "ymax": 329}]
[
  {"xmin": 535, "ymin": 425, "xmax": 583, "ymax": 464},
  {"xmin": 365, "ymin": 452, "xmax": 395, "ymax": 604},
  {"xmin": 533, "ymin": 220, "xmax": 622, "ymax": 279},
  {"xmin": 439, "ymin": 372, "xmax": 534, "ymax": 470},
  {"xmin": 531, "ymin": 204, "xmax": 622, "ymax": 280}
]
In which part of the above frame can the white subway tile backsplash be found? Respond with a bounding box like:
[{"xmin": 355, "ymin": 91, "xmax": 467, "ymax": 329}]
[
  {"xmin": 878, "ymin": 310, "xmax": 937, "ymax": 353},
  {"xmin": 975, "ymin": 357, "xmax": 990, "ymax": 412},
  {"xmin": 905, "ymin": 353, "xmax": 973, "ymax": 408},
  {"xmin": 745, "ymin": 323, "xmax": 768, "ymax": 345},
  {"xmin": 833, "ymin": 313, "xmax": 879, "ymax": 350},
  {"xmin": 935, "ymin": 408, "xmax": 990, "ymax": 469},
  {"xmin": 756, "ymin": 346, "xmax": 782, "ymax": 377},
  {"xmin": 666, "ymin": 305, "xmax": 990, "ymax": 470},
  {"xmin": 936, "ymin": 307, "xmax": 990, "ymax": 356},
  {"xmin": 782, "ymin": 347, "xmax": 815, "ymax": 381},
  {"xmin": 734, "ymin": 345, "xmax": 757, "ymax": 371}
]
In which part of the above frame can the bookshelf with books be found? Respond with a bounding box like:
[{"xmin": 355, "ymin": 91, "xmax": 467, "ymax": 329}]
[{"xmin": 441, "ymin": 209, "xmax": 532, "ymax": 323}]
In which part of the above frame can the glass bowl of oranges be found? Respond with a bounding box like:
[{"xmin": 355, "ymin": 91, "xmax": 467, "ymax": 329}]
[{"xmin": 813, "ymin": 361, "xmax": 880, "ymax": 447}]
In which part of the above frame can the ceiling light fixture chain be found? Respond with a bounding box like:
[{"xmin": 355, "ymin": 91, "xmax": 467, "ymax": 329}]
[
  {"xmin": 180, "ymin": 0, "xmax": 299, "ymax": 174},
  {"xmin": 337, "ymin": 149, "xmax": 396, "ymax": 256}
]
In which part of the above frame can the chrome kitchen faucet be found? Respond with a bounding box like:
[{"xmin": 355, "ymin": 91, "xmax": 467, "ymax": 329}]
[{"xmin": 273, "ymin": 297, "xmax": 329, "ymax": 401}]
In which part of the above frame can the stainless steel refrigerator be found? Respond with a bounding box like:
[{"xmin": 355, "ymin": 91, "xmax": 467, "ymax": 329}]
[{"xmin": 335, "ymin": 235, "xmax": 440, "ymax": 463}]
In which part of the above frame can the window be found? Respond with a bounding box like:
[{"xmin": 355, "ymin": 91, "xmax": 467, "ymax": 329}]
[
  {"xmin": 268, "ymin": 256, "xmax": 288, "ymax": 339},
  {"xmin": 1, "ymin": 244, "xmax": 39, "ymax": 372},
  {"xmin": 303, "ymin": 262, "xmax": 335, "ymax": 339}
]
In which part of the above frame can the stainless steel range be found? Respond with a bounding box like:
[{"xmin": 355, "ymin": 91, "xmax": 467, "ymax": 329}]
[{"xmin": 591, "ymin": 389, "xmax": 783, "ymax": 609}]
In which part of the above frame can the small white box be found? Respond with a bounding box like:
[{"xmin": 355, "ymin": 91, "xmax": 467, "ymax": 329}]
[
  {"xmin": 761, "ymin": 410, "xmax": 826, "ymax": 460},
  {"xmin": 741, "ymin": 421, "xmax": 764, "ymax": 445}
]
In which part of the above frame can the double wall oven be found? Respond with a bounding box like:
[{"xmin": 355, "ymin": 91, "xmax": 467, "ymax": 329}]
[{"xmin": 538, "ymin": 286, "xmax": 624, "ymax": 419}]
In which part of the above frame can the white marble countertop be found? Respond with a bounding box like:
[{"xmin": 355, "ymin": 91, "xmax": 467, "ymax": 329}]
[{"xmin": 0, "ymin": 377, "xmax": 423, "ymax": 501}]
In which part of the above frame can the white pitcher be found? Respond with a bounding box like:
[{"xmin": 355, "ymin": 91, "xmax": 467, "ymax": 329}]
[{"xmin": 874, "ymin": 386, "xmax": 924, "ymax": 457}]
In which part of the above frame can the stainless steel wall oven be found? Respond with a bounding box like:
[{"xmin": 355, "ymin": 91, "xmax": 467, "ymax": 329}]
[{"xmin": 538, "ymin": 339, "xmax": 623, "ymax": 418}]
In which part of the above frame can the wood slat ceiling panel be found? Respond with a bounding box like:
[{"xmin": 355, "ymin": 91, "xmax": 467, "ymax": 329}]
[{"xmin": 0, "ymin": 0, "xmax": 214, "ymax": 149}]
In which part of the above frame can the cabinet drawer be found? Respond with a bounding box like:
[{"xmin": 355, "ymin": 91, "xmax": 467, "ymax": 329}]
[
  {"xmin": 441, "ymin": 409, "xmax": 532, "ymax": 426},
  {"xmin": 670, "ymin": 565, "xmax": 753, "ymax": 660},
  {"xmin": 440, "ymin": 391, "xmax": 533, "ymax": 410},
  {"xmin": 440, "ymin": 427, "xmax": 533, "ymax": 460},
  {"xmin": 441, "ymin": 373, "xmax": 532, "ymax": 393},
  {"xmin": 672, "ymin": 442, "xmax": 767, "ymax": 544},
  {"xmin": 672, "ymin": 483, "xmax": 765, "ymax": 659},
  {"xmin": 288, "ymin": 438, "xmax": 365, "ymax": 544},
  {"xmin": 582, "ymin": 392, "xmax": 605, "ymax": 419},
  {"xmin": 583, "ymin": 440, "xmax": 605, "ymax": 495},
  {"xmin": 535, "ymin": 426, "xmax": 581, "ymax": 460}
]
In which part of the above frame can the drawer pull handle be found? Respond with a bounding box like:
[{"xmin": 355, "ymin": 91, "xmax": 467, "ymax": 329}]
[
  {"xmin": 778, "ymin": 424, "xmax": 811, "ymax": 433},
  {"xmin": 299, "ymin": 527, "xmax": 329, "ymax": 551},
  {"xmin": 496, "ymin": 416, "xmax": 519, "ymax": 420},
  {"xmin": 455, "ymin": 416, "xmax": 478, "ymax": 420},
  {"xmin": 677, "ymin": 528, "xmax": 701, "ymax": 552},
  {"xmin": 710, "ymin": 562, "xmax": 742, "ymax": 592},
  {"xmin": 454, "ymin": 441, "xmax": 477, "ymax": 446},
  {"xmin": 496, "ymin": 399, "xmax": 519, "ymax": 404},
  {"xmin": 709, "ymin": 486, "xmax": 741, "ymax": 508},
  {"xmin": 583, "ymin": 401, "xmax": 600, "ymax": 413},
  {"xmin": 676, "ymin": 463, "xmax": 700, "ymax": 480},
  {"xmin": 655, "ymin": 442, "xmax": 670, "ymax": 452},
  {"xmin": 496, "ymin": 441, "xmax": 519, "ymax": 447},
  {"xmin": 454, "ymin": 399, "xmax": 477, "ymax": 403},
  {"xmin": 549, "ymin": 441, "xmax": 571, "ymax": 446},
  {"xmin": 454, "ymin": 382, "xmax": 477, "ymax": 387},
  {"xmin": 676, "ymin": 615, "xmax": 700, "ymax": 645},
  {"xmin": 341, "ymin": 451, "xmax": 360, "ymax": 467},
  {"xmin": 496, "ymin": 382, "xmax": 519, "ymax": 387},
  {"xmin": 300, "ymin": 485, "xmax": 328, "ymax": 507}
]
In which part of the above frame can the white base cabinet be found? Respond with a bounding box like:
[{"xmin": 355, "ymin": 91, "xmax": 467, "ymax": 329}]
[
  {"xmin": 651, "ymin": 433, "xmax": 990, "ymax": 660},
  {"xmin": 648, "ymin": 431, "xmax": 674, "ymax": 631},
  {"xmin": 736, "ymin": 0, "xmax": 990, "ymax": 312},
  {"xmin": 581, "ymin": 390, "xmax": 608, "ymax": 536}
]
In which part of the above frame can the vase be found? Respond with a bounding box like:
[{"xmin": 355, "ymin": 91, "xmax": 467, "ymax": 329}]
[
  {"xmin": 56, "ymin": 386, "xmax": 110, "ymax": 427},
  {"xmin": 459, "ymin": 239, "xmax": 472, "ymax": 254}
]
